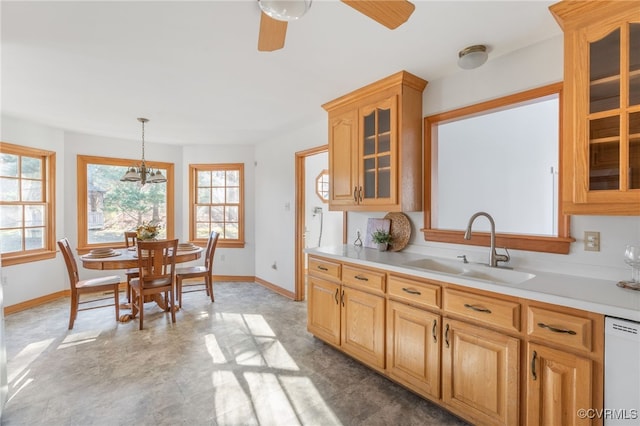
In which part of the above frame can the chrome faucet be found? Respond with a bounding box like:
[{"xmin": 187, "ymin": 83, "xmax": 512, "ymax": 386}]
[{"xmin": 464, "ymin": 211, "xmax": 510, "ymax": 267}]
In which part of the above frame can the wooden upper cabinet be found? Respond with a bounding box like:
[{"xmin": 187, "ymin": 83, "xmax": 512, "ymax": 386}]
[
  {"xmin": 322, "ymin": 71, "xmax": 427, "ymax": 212},
  {"xmin": 551, "ymin": 1, "xmax": 640, "ymax": 214}
]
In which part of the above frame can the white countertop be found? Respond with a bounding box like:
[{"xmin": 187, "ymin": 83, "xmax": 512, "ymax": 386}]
[{"xmin": 306, "ymin": 245, "xmax": 640, "ymax": 322}]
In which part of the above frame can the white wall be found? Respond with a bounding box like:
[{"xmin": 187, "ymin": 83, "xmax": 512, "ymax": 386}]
[
  {"xmin": 348, "ymin": 35, "xmax": 640, "ymax": 283},
  {"xmin": 0, "ymin": 117, "xmax": 256, "ymax": 306},
  {"xmin": 254, "ymin": 120, "xmax": 327, "ymax": 293},
  {"xmin": 2, "ymin": 35, "xmax": 639, "ymax": 306},
  {"xmin": 182, "ymin": 144, "xmax": 256, "ymax": 276},
  {"xmin": 1, "ymin": 116, "xmax": 67, "ymax": 306}
]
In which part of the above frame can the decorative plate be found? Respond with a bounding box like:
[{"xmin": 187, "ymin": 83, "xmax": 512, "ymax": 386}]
[{"xmin": 383, "ymin": 212, "xmax": 411, "ymax": 252}]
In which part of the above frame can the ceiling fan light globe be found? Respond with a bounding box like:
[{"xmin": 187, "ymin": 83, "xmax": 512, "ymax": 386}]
[{"xmin": 259, "ymin": 0, "xmax": 312, "ymax": 21}]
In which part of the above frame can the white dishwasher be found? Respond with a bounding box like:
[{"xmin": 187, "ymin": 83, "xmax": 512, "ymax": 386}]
[{"xmin": 605, "ymin": 316, "xmax": 640, "ymax": 425}]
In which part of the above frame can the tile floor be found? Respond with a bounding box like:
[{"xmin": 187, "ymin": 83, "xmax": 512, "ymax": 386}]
[{"xmin": 2, "ymin": 282, "xmax": 469, "ymax": 425}]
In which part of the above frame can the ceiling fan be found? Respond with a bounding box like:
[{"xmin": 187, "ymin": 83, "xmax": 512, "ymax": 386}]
[{"xmin": 257, "ymin": 0, "xmax": 416, "ymax": 52}]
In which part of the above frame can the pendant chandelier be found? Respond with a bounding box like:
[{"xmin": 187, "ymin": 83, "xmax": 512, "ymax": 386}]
[{"xmin": 120, "ymin": 117, "xmax": 167, "ymax": 185}]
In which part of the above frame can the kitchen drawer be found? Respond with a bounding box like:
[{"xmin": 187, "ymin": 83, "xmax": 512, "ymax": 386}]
[
  {"xmin": 527, "ymin": 306, "xmax": 592, "ymax": 353},
  {"xmin": 342, "ymin": 264, "xmax": 385, "ymax": 294},
  {"xmin": 443, "ymin": 288, "xmax": 521, "ymax": 333},
  {"xmin": 388, "ymin": 275, "xmax": 440, "ymax": 310},
  {"xmin": 308, "ymin": 257, "xmax": 341, "ymax": 282}
]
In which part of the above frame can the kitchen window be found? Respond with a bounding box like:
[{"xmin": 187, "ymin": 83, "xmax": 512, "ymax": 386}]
[
  {"xmin": 0, "ymin": 142, "xmax": 56, "ymax": 266},
  {"xmin": 189, "ymin": 163, "xmax": 245, "ymax": 248},
  {"xmin": 77, "ymin": 155, "xmax": 175, "ymax": 251}
]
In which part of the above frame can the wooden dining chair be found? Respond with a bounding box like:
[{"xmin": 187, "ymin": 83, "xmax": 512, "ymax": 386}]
[
  {"xmin": 130, "ymin": 238, "xmax": 178, "ymax": 330},
  {"xmin": 124, "ymin": 231, "xmax": 138, "ymax": 302},
  {"xmin": 175, "ymin": 231, "xmax": 219, "ymax": 308},
  {"xmin": 57, "ymin": 238, "xmax": 121, "ymax": 329}
]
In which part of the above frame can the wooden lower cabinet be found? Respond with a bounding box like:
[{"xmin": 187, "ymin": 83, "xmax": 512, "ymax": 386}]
[
  {"xmin": 306, "ymin": 255, "xmax": 604, "ymax": 425},
  {"xmin": 525, "ymin": 342, "xmax": 592, "ymax": 426},
  {"xmin": 307, "ymin": 276, "xmax": 341, "ymax": 345},
  {"xmin": 386, "ymin": 300, "xmax": 441, "ymax": 399},
  {"xmin": 442, "ymin": 318, "xmax": 520, "ymax": 426},
  {"xmin": 341, "ymin": 286, "xmax": 386, "ymax": 369}
]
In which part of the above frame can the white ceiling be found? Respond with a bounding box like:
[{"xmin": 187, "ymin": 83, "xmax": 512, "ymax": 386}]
[{"xmin": 1, "ymin": 0, "xmax": 561, "ymax": 146}]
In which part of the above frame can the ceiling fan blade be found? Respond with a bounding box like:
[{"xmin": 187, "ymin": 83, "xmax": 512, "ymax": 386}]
[
  {"xmin": 258, "ymin": 12, "xmax": 288, "ymax": 52},
  {"xmin": 341, "ymin": 0, "xmax": 415, "ymax": 29}
]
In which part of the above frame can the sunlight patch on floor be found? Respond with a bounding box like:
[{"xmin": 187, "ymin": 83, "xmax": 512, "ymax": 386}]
[
  {"xmin": 57, "ymin": 330, "xmax": 101, "ymax": 349},
  {"xmin": 205, "ymin": 333, "xmax": 227, "ymax": 364},
  {"xmin": 7, "ymin": 339, "xmax": 54, "ymax": 383},
  {"xmin": 206, "ymin": 312, "xmax": 337, "ymax": 425}
]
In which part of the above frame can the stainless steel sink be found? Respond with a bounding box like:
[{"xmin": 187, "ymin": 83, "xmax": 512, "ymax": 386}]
[{"xmin": 401, "ymin": 258, "xmax": 535, "ymax": 285}]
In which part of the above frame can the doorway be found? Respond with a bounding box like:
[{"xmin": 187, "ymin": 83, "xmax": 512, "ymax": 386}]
[{"xmin": 294, "ymin": 146, "xmax": 346, "ymax": 301}]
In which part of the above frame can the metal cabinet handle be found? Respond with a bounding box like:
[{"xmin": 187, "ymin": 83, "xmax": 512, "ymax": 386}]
[
  {"xmin": 531, "ymin": 350, "xmax": 537, "ymax": 380},
  {"xmin": 317, "ymin": 265, "xmax": 328, "ymax": 271},
  {"xmin": 353, "ymin": 186, "xmax": 358, "ymax": 202},
  {"xmin": 402, "ymin": 287, "xmax": 421, "ymax": 295},
  {"xmin": 358, "ymin": 186, "xmax": 363, "ymax": 202},
  {"xmin": 354, "ymin": 275, "xmax": 369, "ymax": 281},
  {"xmin": 334, "ymin": 288, "xmax": 339, "ymax": 304},
  {"xmin": 464, "ymin": 303, "xmax": 492, "ymax": 314},
  {"xmin": 444, "ymin": 323, "xmax": 450, "ymax": 348},
  {"xmin": 432, "ymin": 319, "xmax": 437, "ymax": 343},
  {"xmin": 537, "ymin": 322, "xmax": 577, "ymax": 335},
  {"xmin": 341, "ymin": 289, "xmax": 345, "ymax": 307}
]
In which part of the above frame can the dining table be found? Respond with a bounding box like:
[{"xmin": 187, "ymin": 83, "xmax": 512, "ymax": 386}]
[{"xmin": 81, "ymin": 245, "xmax": 203, "ymax": 322}]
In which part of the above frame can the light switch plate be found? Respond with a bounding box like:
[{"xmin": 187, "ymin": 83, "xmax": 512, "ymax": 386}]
[{"xmin": 584, "ymin": 231, "xmax": 600, "ymax": 252}]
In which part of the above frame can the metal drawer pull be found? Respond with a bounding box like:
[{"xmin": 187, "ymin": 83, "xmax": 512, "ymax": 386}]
[
  {"xmin": 445, "ymin": 323, "xmax": 450, "ymax": 348},
  {"xmin": 354, "ymin": 275, "xmax": 369, "ymax": 281},
  {"xmin": 334, "ymin": 288, "xmax": 339, "ymax": 304},
  {"xmin": 317, "ymin": 266, "xmax": 328, "ymax": 271},
  {"xmin": 531, "ymin": 350, "xmax": 537, "ymax": 380},
  {"xmin": 432, "ymin": 319, "xmax": 437, "ymax": 343},
  {"xmin": 537, "ymin": 322, "xmax": 577, "ymax": 335},
  {"xmin": 464, "ymin": 303, "xmax": 492, "ymax": 314},
  {"xmin": 402, "ymin": 287, "xmax": 421, "ymax": 295}
]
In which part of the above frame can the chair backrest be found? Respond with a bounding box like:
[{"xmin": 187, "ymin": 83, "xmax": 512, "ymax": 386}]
[
  {"xmin": 124, "ymin": 231, "xmax": 138, "ymax": 248},
  {"xmin": 137, "ymin": 239, "xmax": 178, "ymax": 288},
  {"xmin": 57, "ymin": 238, "xmax": 79, "ymax": 288},
  {"xmin": 204, "ymin": 231, "xmax": 220, "ymax": 272}
]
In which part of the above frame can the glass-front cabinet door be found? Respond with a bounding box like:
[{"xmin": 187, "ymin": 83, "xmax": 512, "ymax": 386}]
[
  {"xmin": 584, "ymin": 19, "xmax": 640, "ymax": 203},
  {"xmin": 358, "ymin": 96, "xmax": 397, "ymax": 206},
  {"xmin": 552, "ymin": 0, "xmax": 640, "ymax": 214}
]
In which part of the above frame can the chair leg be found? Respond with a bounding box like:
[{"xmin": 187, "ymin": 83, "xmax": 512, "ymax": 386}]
[
  {"xmin": 208, "ymin": 276, "xmax": 215, "ymax": 302},
  {"xmin": 114, "ymin": 286, "xmax": 120, "ymax": 320},
  {"xmin": 69, "ymin": 291, "xmax": 78, "ymax": 329},
  {"xmin": 177, "ymin": 277, "xmax": 183, "ymax": 308},
  {"xmin": 169, "ymin": 289, "xmax": 176, "ymax": 323},
  {"xmin": 138, "ymin": 291, "xmax": 144, "ymax": 330}
]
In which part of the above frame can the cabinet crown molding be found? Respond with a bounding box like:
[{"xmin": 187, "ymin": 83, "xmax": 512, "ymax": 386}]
[{"xmin": 322, "ymin": 70, "xmax": 427, "ymax": 112}]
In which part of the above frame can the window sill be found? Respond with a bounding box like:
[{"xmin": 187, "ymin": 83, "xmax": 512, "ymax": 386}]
[{"xmin": 1, "ymin": 251, "xmax": 57, "ymax": 266}]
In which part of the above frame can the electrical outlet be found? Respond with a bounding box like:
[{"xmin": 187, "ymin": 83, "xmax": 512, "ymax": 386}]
[{"xmin": 584, "ymin": 231, "xmax": 600, "ymax": 252}]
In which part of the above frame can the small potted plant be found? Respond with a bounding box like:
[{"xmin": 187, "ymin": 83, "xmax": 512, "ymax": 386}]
[{"xmin": 371, "ymin": 228, "xmax": 392, "ymax": 252}]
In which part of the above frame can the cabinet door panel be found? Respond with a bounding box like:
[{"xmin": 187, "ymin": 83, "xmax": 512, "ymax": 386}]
[
  {"xmin": 341, "ymin": 287, "xmax": 385, "ymax": 369},
  {"xmin": 387, "ymin": 300, "xmax": 440, "ymax": 398},
  {"xmin": 526, "ymin": 343, "xmax": 592, "ymax": 426},
  {"xmin": 442, "ymin": 319, "xmax": 519, "ymax": 426},
  {"xmin": 329, "ymin": 109, "xmax": 358, "ymax": 206},
  {"xmin": 307, "ymin": 276, "xmax": 340, "ymax": 345},
  {"xmin": 358, "ymin": 96, "xmax": 398, "ymax": 206}
]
